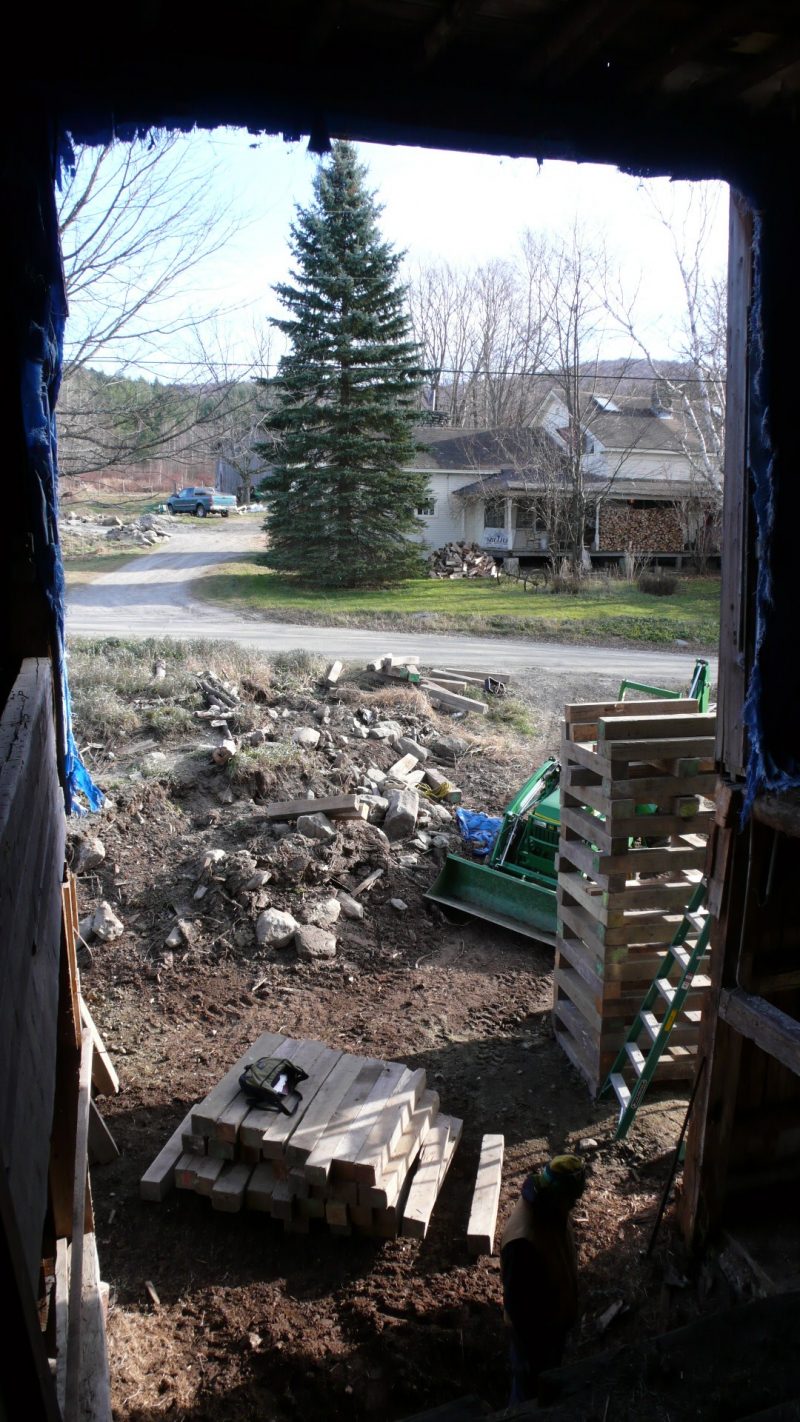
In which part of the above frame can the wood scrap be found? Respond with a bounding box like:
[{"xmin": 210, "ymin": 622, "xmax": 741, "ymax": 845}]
[
  {"xmin": 326, "ymin": 660, "xmax": 343, "ymax": 685},
  {"xmin": 421, "ymin": 680, "xmax": 488, "ymax": 715},
  {"xmin": 466, "ymin": 1133, "xmax": 505, "ymax": 1255},
  {"xmin": 264, "ymin": 794, "xmax": 368, "ymax": 821}
]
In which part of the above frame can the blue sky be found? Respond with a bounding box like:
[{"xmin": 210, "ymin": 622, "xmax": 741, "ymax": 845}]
[{"xmin": 64, "ymin": 128, "xmax": 729, "ymax": 379}]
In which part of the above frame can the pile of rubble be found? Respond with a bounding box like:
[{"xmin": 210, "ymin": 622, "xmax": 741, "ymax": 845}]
[
  {"xmin": 69, "ymin": 658, "xmax": 484, "ymax": 969},
  {"xmin": 428, "ymin": 542, "xmax": 498, "ymax": 579},
  {"xmin": 104, "ymin": 513, "xmax": 173, "ymax": 546}
]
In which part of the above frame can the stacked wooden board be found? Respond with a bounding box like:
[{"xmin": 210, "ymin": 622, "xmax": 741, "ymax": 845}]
[
  {"xmin": 555, "ymin": 698, "xmax": 716, "ymax": 1092},
  {"xmin": 141, "ymin": 1033, "xmax": 461, "ymax": 1239}
]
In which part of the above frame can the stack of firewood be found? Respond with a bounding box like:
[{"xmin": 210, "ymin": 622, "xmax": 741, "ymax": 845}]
[
  {"xmin": 597, "ymin": 505, "xmax": 684, "ymax": 553},
  {"xmin": 428, "ymin": 543, "xmax": 498, "ymax": 579}
]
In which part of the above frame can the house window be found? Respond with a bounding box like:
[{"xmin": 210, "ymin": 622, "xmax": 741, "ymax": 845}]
[
  {"xmin": 484, "ymin": 498, "xmax": 505, "ymax": 528},
  {"xmin": 416, "ymin": 497, "xmax": 436, "ymax": 516},
  {"xmin": 514, "ymin": 501, "xmax": 535, "ymax": 528}
]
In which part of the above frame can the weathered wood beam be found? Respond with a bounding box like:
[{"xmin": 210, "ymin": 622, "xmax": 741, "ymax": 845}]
[
  {"xmin": 518, "ymin": 0, "xmax": 643, "ymax": 85},
  {"xmin": 718, "ymin": 988, "xmax": 800, "ymax": 1076}
]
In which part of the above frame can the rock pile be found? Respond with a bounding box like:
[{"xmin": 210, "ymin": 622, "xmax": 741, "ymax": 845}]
[
  {"xmin": 428, "ymin": 542, "xmax": 498, "ymax": 579},
  {"xmin": 106, "ymin": 513, "xmax": 174, "ymax": 547}
]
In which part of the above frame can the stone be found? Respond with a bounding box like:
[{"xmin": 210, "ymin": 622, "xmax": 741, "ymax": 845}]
[
  {"xmin": 430, "ymin": 734, "xmax": 468, "ymax": 764},
  {"xmin": 292, "ymin": 727, "xmax": 321, "ymax": 748},
  {"xmin": 383, "ymin": 787, "xmax": 419, "ymax": 841},
  {"xmin": 243, "ymin": 728, "xmax": 269, "ymax": 747},
  {"xmin": 295, "ymin": 924, "xmax": 337, "ymax": 960},
  {"xmin": 304, "ymin": 897, "xmax": 341, "ymax": 929},
  {"xmin": 395, "ymin": 736, "xmax": 428, "ymax": 761},
  {"xmin": 426, "ymin": 801, "xmax": 454, "ymax": 824},
  {"xmin": 243, "ymin": 869, "xmax": 272, "ymax": 892},
  {"xmin": 141, "ymin": 750, "xmax": 169, "ymax": 776},
  {"xmin": 296, "ymin": 812, "xmax": 336, "ymax": 843},
  {"xmin": 255, "ymin": 907, "xmax": 297, "ymax": 949},
  {"xmin": 578, "ymin": 1137, "xmax": 599, "ymax": 1152},
  {"xmin": 365, "ymin": 766, "xmax": 387, "ymax": 785},
  {"xmin": 165, "ymin": 919, "xmax": 192, "ymax": 948},
  {"xmin": 71, "ymin": 835, "xmax": 106, "ymax": 874},
  {"xmin": 89, "ymin": 901, "xmax": 124, "ymax": 942},
  {"xmin": 369, "ymin": 719, "xmax": 403, "ymax": 740},
  {"xmin": 338, "ymin": 893, "xmax": 365, "ymax": 921},
  {"xmin": 225, "ymin": 851, "xmax": 258, "ymax": 892},
  {"xmin": 198, "ymin": 848, "xmax": 227, "ymax": 878},
  {"xmin": 389, "ymin": 898, "xmax": 408, "ymax": 912},
  {"xmin": 212, "ymin": 738, "xmax": 237, "ymax": 765}
]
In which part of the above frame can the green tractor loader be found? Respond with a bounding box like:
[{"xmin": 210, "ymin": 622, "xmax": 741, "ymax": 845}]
[{"xmin": 424, "ymin": 659, "xmax": 711, "ymax": 945}]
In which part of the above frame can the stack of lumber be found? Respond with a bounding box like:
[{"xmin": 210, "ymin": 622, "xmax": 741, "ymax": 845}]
[
  {"xmin": 367, "ymin": 654, "xmax": 421, "ymax": 684},
  {"xmin": 141, "ymin": 1034, "xmax": 462, "ymax": 1239},
  {"xmin": 428, "ymin": 542, "xmax": 498, "ymax": 578},
  {"xmin": 554, "ymin": 697, "xmax": 716, "ymax": 1092},
  {"xmin": 597, "ymin": 504, "xmax": 683, "ymax": 554}
]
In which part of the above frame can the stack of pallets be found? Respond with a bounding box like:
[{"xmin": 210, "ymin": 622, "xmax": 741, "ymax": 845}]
[
  {"xmin": 141, "ymin": 1033, "xmax": 461, "ymax": 1239},
  {"xmin": 554, "ymin": 698, "xmax": 716, "ymax": 1092}
]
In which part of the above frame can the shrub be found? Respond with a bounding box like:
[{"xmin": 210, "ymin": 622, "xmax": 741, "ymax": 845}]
[
  {"xmin": 638, "ymin": 570, "xmax": 678, "ymax": 596},
  {"xmin": 548, "ymin": 574, "xmax": 581, "ymax": 595}
]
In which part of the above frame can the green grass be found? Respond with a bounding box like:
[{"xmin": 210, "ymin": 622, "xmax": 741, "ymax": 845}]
[{"xmin": 191, "ymin": 558, "xmax": 721, "ymax": 648}]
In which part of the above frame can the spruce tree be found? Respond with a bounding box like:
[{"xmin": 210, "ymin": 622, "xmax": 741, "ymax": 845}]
[{"xmin": 259, "ymin": 142, "xmax": 430, "ymax": 586}]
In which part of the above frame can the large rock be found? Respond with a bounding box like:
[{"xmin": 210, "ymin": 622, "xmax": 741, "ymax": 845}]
[
  {"xmin": 338, "ymin": 893, "xmax": 365, "ymax": 921},
  {"xmin": 70, "ymin": 835, "xmax": 106, "ymax": 874},
  {"xmin": 430, "ymin": 734, "xmax": 468, "ymax": 764},
  {"xmin": 395, "ymin": 736, "xmax": 428, "ymax": 762},
  {"xmin": 292, "ymin": 727, "xmax": 321, "ymax": 748},
  {"xmin": 255, "ymin": 907, "xmax": 297, "ymax": 949},
  {"xmin": 296, "ymin": 812, "xmax": 336, "ymax": 843},
  {"xmin": 294, "ymin": 924, "xmax": 337, "ymax": 960},
  {"xmin": 369, "ymin": 720, "xmax": 404, "ymax": 740},
  {"xmin": 304, "ymin": 897, "xmax": 342, "ymax": 929},
  {"xmin": 87, "ymin": 901, "xmax": 124, "ymax": 942},
  {"xmin": 384, "ymin": 787, "xmax": 419, "ymax": 841}
]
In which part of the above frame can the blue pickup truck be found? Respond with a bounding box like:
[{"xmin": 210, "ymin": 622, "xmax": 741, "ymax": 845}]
[{"xmin": 166, "ymin": 486, "xmax": 238, "ymax": 518}]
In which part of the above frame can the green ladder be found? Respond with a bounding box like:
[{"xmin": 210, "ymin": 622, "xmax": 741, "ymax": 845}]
[{"xmin": 602, "ymin": 879, "xmax": 712, "ymax": 1140}]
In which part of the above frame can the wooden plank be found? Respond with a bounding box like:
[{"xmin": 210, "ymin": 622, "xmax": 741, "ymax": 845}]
[
  {"xmin": 257, "ymin": 1042, "xmax": 342, "ymax": 1158},
  {"xmin": 191, "ymin": 1031, "xmax": 287, "ymax": 1136},
  {"xmin": 326, "ymin": 660, "xmax": 343, "ymax": 685},
  {"xmin": 139, "ymin": 1110, "xmax": 195, "ymax": 1202},
  {"xmin": 79, "ymin": 999, "xmax": 119, "ymax": 1098},
  {"xmin": 361, "ymin": 1092, "xmax": 439, "ymax": 1210},
  {"xmin": 246, "ymin": 1162, "xmax": 276, "ymax": 1212},
  {"xmin": 420, "ymin": 681, "xmax": 488, "ymax": 714},
  {"xmin": 175, "ymin": 1153, "xmax": 203, "ymax": 1190},
  {"xmin": 466, "ymin": 1134, "xmax": 505, "ymax": 1256},
  {"xmin": 598, "ymin": 712, "xmax": 715, "ymax": 742},
  {"xmin": 329, "ymin": 1061, "xmax": 408, "ymax": 1179},
  {"xmin": 350, "ymin": 1067, "xmax": 426, "ymax": 1185},
  {"xmin": 718, "ymin": 989, "xmax": 800, "ymax": 1076},
  {"xmin": 565, "ymin": 697, "xmax": 699, "ymax": 723},
  {"xmin": 76, "ymin": 1231, "xmax": 111, "ymax": 1421},
  {"xmin": 181, "ymin": 1131, "xmax": 207, "ymax": 1155},
  {"xmin": 560, "ymin": 739, "xmax": 613, "ymax": 777},
  {"xmin": 88, "ymin": 1101, "xmax": 119, "ymax": 1166},
  {"xmin": 284, "ymin": 1053, "xmax": 365, "ymax": 1165},
  {"xmin": 64, "ymin": 1029, "xmax": 93, "ymax": 1422},
  {"xmin": 303, "ymin": 1060, "xmax": 387, "ymax": 1185},
  {"xmin": 401, "ymin": 1121, "xmax": 451, "ymax": 1240},
  {"xmin": 270, "ymin": 1178, "xmax": 295, "ymax": 1221},
  {"xmin": 264, "ymin": 794, "xmax": 367, "ymax": 821},
  {"xmin": 211, "ymin": 1163, "xmax": 252, "ymax": 1212},
  {"xmin": 604, "ymin": 735, "xmax": 716, "ymax": 762},
  {"xmin": 193, "ymin": 1156, "xmax": 226, "ymax": 1196},
  {"xmin": 387, "ymin": 753, "xmax": 420, "ymax": 779},
  {"xmin": 224, "ymin": 1036, "xmax": 319, "ymax": 1147},
  {"xmin": 55, "ymin": 1238, "xmax": 69, "ymax": 1415}
]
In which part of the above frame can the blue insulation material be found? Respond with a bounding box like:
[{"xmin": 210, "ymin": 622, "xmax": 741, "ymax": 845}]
[
  {"xmin": 21, "ymin": 133, "xmax": 103, "ymax": 815},
  {"xmin": 455, "ymin": 808, "xmax": 502, "ymax": 860}
]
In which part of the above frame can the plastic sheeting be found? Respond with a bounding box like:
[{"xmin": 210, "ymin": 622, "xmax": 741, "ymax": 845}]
[
  {"xmin": 19, "ymin": 132, "xmax": 103, "ymax": 814},
  {"xmin": 455, "ymin": 808, "xmax": 502, "ymax": 859}
]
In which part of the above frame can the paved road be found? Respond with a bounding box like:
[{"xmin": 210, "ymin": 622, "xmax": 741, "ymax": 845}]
[{"xmin": 67, "ymin": 521, "xmax": 717, "ymax": 681}]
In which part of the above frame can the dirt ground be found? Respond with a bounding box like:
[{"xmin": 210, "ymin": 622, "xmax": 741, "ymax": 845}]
[{"xmin": 69, "ymin": 645, "xmax": 724, "ymax": 1421}]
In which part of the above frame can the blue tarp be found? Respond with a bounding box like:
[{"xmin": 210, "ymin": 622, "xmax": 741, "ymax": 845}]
[{"xmin": 455, "ymin": 808, "xmax": 502, "ymax": 860}]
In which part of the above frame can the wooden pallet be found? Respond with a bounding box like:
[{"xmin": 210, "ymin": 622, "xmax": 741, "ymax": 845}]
[
  {"xmin": 141, "ymin": 1035, "xmax": 460, "ymax": 1239},
  {"xmin": 554, "ymin": 700, "xmax": 716, "ymax": 1092}
]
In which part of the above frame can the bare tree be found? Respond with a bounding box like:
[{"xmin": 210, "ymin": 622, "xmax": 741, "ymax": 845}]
[
  {"xmin": 56, "ymin": 132, "xmax": 245, "ymax": 479},
  {"xmin": 604, "ymin": 183, "xmax": 727, "ymax": 502}
]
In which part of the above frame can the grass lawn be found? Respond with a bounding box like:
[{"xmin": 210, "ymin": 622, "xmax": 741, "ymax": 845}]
[
  {"xmin": 61, "ymin": 489, "xmax": 171, "ymax": 519},
  {"xmin": 192, "ymin": 556, "xmax": 721, "ymax": 647}
]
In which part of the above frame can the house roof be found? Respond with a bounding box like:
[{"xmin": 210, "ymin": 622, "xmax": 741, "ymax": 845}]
[
  {"xmin": 583, "ymin": 407, "xmax": 702, "ymax": 454},
  {"xmin": 410, "ymin": 425, "xmax": 564, "ymax": 472}
]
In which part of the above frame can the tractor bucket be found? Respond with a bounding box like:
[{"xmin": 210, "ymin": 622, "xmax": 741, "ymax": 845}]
[{"xmin": 424, "ymin": 853, "xmax": 557, "ymax": 945}]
